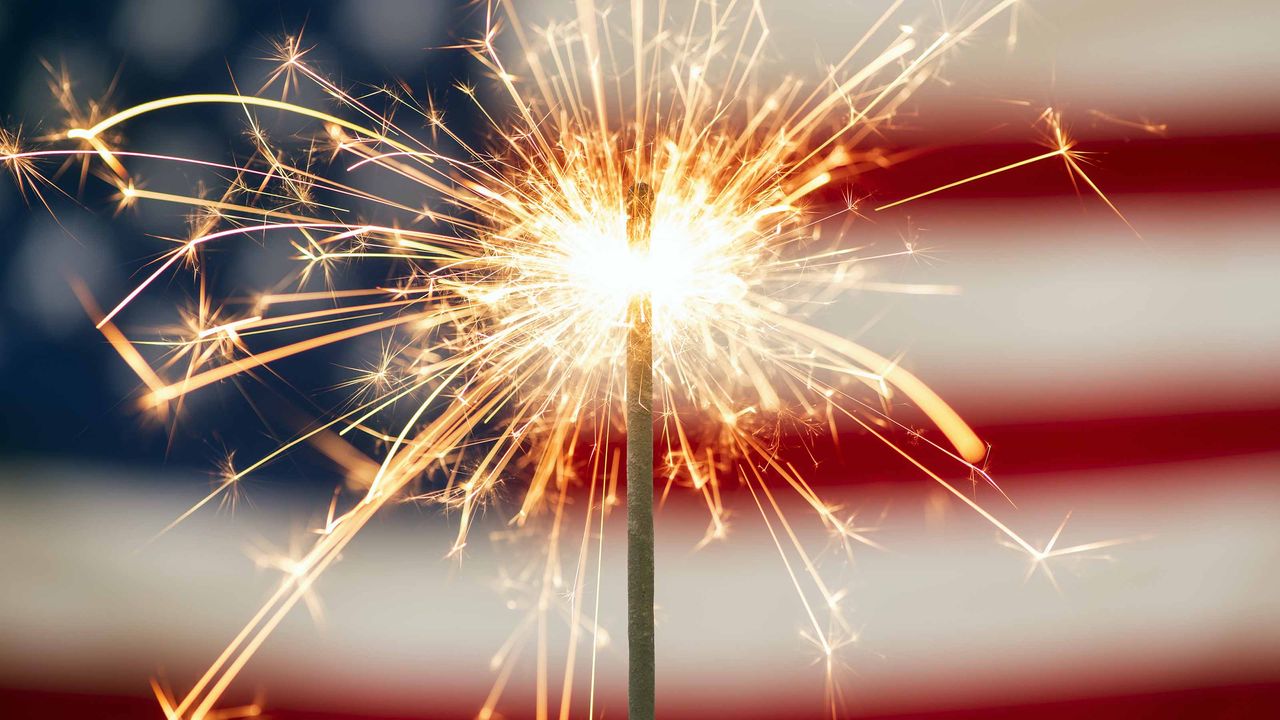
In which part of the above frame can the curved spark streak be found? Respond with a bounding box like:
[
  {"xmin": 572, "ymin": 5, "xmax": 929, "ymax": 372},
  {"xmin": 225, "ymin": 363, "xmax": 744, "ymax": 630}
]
[{"xmin": 66, "ymin": 93, "xmax": 422, "ymax": 156}]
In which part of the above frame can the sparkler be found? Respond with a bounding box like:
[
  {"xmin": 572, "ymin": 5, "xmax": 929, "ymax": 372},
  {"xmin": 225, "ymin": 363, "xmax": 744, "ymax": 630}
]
[{"xmin": 2, "ymin": 1, "xmax": 1142, "ymax": 717}]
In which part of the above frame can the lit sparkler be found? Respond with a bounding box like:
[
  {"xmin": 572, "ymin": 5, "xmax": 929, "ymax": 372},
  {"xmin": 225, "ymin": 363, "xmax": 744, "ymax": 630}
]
[{"xmin": 3, "ymin": 1, "xmax": 1139, "ymax": 718}]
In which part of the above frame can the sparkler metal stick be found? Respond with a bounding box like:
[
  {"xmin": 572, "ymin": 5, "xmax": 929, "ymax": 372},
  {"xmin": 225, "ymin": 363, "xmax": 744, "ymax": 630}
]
[{"xmin": 626, "ymin": 182, "xmax": 656, "ymax": 720}]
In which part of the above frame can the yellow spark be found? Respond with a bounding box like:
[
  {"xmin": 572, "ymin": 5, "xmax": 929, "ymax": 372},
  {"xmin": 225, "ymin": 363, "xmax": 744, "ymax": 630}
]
[{"xmin": 876, "ymin": 147, "xmax": 1069, "ymax": 211}]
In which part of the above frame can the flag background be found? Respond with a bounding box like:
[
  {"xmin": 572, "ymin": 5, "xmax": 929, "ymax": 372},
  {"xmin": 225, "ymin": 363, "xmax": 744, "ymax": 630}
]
[{"xmin": 1, "ymin": 1, "xmax": 1277, "ymax": 718}]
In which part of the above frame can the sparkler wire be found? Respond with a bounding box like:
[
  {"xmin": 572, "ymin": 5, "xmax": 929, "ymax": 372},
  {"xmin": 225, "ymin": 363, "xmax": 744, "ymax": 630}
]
[{"xmin": 626, "ymin": 182, "xmax": 656, "ymax": 720}]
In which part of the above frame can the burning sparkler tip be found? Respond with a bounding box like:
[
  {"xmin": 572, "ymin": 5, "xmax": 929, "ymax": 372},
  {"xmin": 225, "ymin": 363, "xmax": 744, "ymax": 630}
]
[{"xmin": 625, "ymin": 182, "xmax": 655, "ymax": 251}]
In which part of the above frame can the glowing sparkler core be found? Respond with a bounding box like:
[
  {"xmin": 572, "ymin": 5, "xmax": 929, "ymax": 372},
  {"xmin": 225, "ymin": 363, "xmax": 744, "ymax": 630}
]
[{"xmin": 553, "ymin": 191, "xmax": 752, "ymax": 341}]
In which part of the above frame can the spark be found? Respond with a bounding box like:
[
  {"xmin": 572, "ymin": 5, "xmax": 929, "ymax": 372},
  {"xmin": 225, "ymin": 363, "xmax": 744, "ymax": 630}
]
[
  {"xmin": 875, "ymin": 146, "xmax": 1071, "ymax": 211},
  {"xmin": 1087, "ymin": 108, "xmax": 1169, "ymax": 137},
  {"xmin": 876, "ymin": 110, "xmax": 1136, "ymax": 236}
]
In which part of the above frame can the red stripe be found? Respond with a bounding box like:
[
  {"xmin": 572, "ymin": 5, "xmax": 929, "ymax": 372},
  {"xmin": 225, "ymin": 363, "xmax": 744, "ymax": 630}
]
[
  {"xmin": 819, "ymin": 133, "xmax": 1280, "ymax": 204},
  {"xmin": 5, "ymin": 682, "xmax": 1278, "ymax": 719},
  {"xmin": 665, "ymin": 407, "xmax": 1280, "ymax": 488},
  {"xmin": 826, "ymin": 407, "xmax": 1280, "ymax": 485}
]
